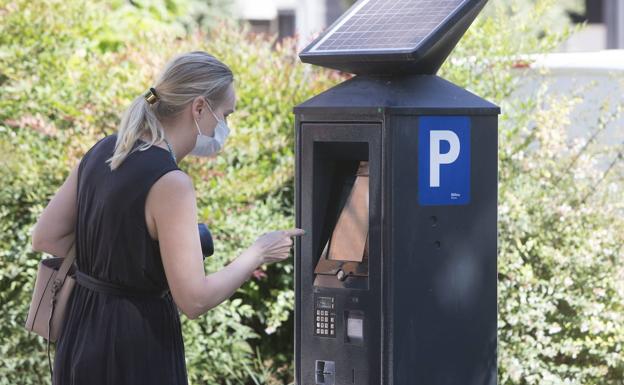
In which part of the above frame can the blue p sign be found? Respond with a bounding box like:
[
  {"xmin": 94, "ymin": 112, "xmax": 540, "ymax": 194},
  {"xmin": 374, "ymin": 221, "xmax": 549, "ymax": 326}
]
[{"xmin": 418, "ymin": 116, "xmax": 471, "ymax": 206}]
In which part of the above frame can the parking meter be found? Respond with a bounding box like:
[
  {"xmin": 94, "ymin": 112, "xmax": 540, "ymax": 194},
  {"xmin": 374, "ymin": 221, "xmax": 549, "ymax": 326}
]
[{"xmin": 293, "ymin": 0, "xmax": 499, "ymax": 384}]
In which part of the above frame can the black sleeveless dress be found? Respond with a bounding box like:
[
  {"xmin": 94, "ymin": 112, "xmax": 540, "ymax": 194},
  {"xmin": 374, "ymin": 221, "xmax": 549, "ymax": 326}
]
[{"xmin": 53, "ymin": 134, "xmax": 188, "ymax": 385}]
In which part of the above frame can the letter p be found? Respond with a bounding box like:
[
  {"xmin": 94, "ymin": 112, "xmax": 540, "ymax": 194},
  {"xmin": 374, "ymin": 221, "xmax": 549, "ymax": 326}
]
[{"xmin": 430, "ymin": 130, "xmax": 460, "ymax": 187}]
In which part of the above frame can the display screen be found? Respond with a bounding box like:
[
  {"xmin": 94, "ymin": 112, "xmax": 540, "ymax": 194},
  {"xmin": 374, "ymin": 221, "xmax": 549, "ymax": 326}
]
[{"xmin": 317, "ymin": 296, "xmax": 334, "ymax": 309}]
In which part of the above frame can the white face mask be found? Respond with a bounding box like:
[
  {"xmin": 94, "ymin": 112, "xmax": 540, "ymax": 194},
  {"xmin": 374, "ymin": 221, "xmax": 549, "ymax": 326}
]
[{"xmin": 189, "ymin": 102, "xmax": 230, "ymax": 157}]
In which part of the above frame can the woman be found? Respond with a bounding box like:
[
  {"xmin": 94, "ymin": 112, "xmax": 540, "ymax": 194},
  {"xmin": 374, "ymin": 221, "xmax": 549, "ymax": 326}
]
[{"xmin": 31, "ymin": 51, "xmax": 304, "ymax": 384}]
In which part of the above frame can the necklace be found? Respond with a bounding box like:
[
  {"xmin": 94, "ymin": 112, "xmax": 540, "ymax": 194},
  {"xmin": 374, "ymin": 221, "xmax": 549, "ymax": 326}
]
[{"xmin": 162, "ymin": 137, "xmax": 177, "ymax": 164}]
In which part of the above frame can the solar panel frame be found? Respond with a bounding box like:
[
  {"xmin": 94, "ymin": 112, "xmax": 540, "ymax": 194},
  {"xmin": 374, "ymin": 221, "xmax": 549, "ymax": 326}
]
[
  {"xmin": 299, "ymin": 0, "xmax": 487, "ymax": 75},
  {"xmin": 308, "ymin": 0, "xmax": 467, "ymax": 53}
]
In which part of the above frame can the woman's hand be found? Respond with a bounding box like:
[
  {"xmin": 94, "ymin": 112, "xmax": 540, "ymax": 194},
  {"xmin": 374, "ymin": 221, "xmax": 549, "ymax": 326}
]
[{"xmin": 248, "ymin": 228, "xmax": 305, "ymax": 265}]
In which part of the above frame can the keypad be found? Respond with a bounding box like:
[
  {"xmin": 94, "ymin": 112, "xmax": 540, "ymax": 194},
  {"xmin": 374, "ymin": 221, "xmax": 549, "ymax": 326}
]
[{"xmin": 314, "ymin": 297, "xmax": 336, "ymax": 337}]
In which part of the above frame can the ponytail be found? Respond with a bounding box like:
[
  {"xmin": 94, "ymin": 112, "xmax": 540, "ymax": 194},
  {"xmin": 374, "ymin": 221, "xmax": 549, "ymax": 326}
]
[{"xmin": 106, "ymin": 96, "xmax": 166, "ymax": 170}]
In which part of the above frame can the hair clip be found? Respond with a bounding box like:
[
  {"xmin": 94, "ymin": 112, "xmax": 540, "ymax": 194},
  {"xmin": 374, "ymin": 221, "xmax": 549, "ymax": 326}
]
[{"xmin": 144, "ymin": 86, "xmax": 159, "ymax": 104}]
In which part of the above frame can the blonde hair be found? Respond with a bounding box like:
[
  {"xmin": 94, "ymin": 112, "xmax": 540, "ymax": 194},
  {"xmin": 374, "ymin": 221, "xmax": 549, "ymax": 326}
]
[{"xmin": 106, "ymin": 51, "xmax": 234, "ymax": 170}]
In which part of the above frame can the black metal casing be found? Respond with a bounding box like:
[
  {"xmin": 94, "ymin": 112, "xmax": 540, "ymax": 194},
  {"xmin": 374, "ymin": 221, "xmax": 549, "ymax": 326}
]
[{"xmin": 294, "ymin": 75, "xmax": 500, "ymax": 385}]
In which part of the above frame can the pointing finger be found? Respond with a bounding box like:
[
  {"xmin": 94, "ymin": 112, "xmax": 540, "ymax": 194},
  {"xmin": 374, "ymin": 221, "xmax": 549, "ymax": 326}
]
[{"xmin": 284, "ymin": 228, "xmax": 306, "ymax": 237}]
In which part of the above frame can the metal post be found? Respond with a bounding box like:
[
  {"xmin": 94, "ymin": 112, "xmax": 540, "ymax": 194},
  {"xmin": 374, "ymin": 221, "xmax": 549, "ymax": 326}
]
[{"xmin": 605, "ymin": 0, "xmax": 624, "ymax": 49}]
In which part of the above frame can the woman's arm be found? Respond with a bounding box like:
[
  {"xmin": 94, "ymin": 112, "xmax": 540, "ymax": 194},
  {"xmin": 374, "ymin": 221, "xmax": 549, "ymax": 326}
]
[
  {"xmin": 148, "ymin": 169, "xmax": 304, "ymax": 319},
  {"xmin": 147, "ymin": 170, "xmax": 264, "ymax": 319},
  {"xmin": 31, "ymin": 162, "xmax": 80, "ymax": 258}
]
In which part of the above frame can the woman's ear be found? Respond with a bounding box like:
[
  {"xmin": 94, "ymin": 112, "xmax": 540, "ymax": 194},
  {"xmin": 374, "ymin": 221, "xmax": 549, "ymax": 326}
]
[{"xmin": 191, "ymin": 96, "xmax": 207, "ymax": 120}]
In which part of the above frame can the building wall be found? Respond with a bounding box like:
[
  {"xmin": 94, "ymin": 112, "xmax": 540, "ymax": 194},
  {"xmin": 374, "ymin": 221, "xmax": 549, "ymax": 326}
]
[
  {"xmin": 565, "ymin": 0, "xmax": 624, "ymax": 51},
  {"xmin": 234, "ymin": 1, "xmax": 623, "ymax": 52},
  {"xmin": 235, "ymin": 0, "xmax": 296, "ymax": 39},
  {"xmin": 234, "ymin": 0, "xmax": 352, "ymax": 45}
]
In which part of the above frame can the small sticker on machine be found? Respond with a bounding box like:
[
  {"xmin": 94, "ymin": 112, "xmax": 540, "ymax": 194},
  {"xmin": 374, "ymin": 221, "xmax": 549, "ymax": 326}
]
[{"xmin": 347, "ymin": 317, "xmax": 363, "ymax": 339}]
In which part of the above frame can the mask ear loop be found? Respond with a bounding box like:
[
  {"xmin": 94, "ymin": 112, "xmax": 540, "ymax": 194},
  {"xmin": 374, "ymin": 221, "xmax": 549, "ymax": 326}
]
[
  {"xmin": 193, "ymin": 116, "xmax": 202, "ymax": 136},
  {"xmin": 202, "ymin": 98, "xmax": 224, "ymax": 140},
  {"xmin": 204, "ymin": 97, "xmax": 223, "ymax": 124}
]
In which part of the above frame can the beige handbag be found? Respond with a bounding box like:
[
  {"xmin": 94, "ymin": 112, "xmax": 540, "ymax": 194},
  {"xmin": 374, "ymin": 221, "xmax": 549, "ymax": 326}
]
[{"xmin": 24, "ymin": 243, "xmax": 77, "ymax": 381}]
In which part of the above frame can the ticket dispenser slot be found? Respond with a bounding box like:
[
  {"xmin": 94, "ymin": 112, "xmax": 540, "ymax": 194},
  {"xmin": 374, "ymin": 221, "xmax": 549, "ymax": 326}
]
[{"xmin": 315, "ymin": 360, "xmax": 335, "ymax": 385}]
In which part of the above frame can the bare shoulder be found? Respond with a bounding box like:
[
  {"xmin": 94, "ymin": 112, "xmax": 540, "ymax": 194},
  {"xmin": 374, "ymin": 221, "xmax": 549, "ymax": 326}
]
[
  {"xmin": 147, "ymin": 170, "xmax": 196, "ymax": 209},
  {"xmin": 154, "ymin": 170, "xmax": 194, "ymax": 192}
]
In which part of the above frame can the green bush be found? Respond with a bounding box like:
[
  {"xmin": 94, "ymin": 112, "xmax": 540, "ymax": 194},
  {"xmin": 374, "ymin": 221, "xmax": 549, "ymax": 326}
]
[
  {"xmin": 1, "ymin": 0, "xmax": 622, "ymax": 384},
  {"xmin": 0, "ymin": 1, "xmax": 338, "ymax": 384}
]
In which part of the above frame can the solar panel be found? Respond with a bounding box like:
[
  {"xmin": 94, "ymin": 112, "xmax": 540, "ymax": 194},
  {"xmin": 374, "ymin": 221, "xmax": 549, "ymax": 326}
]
[
  {"xmin": 310, "ymin": 0, "xmax": 466, "ymax": 53},
  {"xmin": 299, "ymin": 0, "xmax": 487, "ymax": 75}
]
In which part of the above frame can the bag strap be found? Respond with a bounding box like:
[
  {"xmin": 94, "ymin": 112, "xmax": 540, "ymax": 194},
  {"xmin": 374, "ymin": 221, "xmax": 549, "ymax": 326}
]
[
  {"xmin": 48, "ymin": 241, "xmax": 76, "ymax": 382},
  {"xmin": 54, "ymin": 242, "xmax": 76, "ymax": 285}
]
